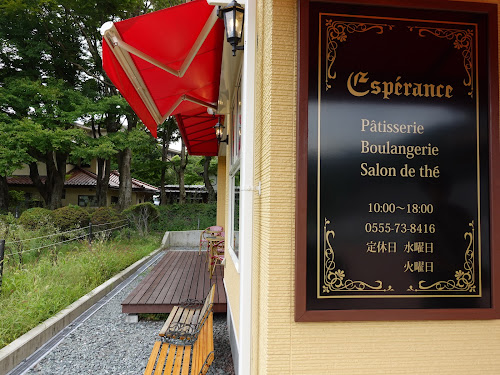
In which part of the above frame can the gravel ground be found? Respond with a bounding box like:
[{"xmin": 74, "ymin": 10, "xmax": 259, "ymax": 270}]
[{"xmin": 25, "ymin": 260, "xmax": 235, "ymax": 375}]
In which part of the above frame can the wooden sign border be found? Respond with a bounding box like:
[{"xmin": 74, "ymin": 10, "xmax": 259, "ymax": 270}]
[{"xmin": 295, "ymin": 0, "xmax": 500, "ymax": 321}]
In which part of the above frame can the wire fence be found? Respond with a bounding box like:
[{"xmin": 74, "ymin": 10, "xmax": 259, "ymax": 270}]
[{"xmin": 0, "ymin": 219, "xmax": 130, "ymax": 291}]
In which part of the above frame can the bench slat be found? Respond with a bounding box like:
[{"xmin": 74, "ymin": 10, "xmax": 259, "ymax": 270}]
[
  {"xmin": 163, "ymin": 344, "xmax": 176, "ymax": 375},
  {"xmin": 181, "ymin": 346, "xmax": 191, "ymax": 375},
  {"xmin": 153, "ymin": 344, "xmax": 169, "ymax": 375},
  {"xmin": 172, "ymin": 346, "xmax": 184, "ymax": 375},
  {"xmin": 159, "ymin": 306, "xmax": 180, "ymax": 337},
  {"xmin": 144, "ymin": 341, "xmax": 162, "ymax": 375}
]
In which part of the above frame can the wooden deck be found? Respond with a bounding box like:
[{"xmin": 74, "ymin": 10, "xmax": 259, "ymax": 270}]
[{"xmin": 122, "ymin": 250, "xmax": 226, "ymax": 314}]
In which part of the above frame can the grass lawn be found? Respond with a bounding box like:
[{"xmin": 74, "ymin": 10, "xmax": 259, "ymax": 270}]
[{"xmin": 0, "ymin": 233, "xmax": 160, "ymax": 349}]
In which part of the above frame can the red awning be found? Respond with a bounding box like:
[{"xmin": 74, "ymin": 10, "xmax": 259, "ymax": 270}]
[{"xmin": 102, "ymin": 0, "xmax": 223, "ymax": 155}]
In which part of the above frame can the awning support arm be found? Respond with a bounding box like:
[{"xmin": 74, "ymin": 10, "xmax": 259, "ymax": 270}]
[
  {"xmin": 108, "ymin": 6, "xmax": 218, "ymax": 78},
  {"xmin": 160, "ymin": 95, "xmax": 218, "ymax": 123},
  {"xmin": 111, "ymin": 37, "xmax": 179, "ymax": 77}
]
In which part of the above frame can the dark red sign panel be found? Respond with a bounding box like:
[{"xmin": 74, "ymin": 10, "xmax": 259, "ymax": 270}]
[{"xmin": 296, "ymin": 0, "xmax": 500, "ymax": 321}]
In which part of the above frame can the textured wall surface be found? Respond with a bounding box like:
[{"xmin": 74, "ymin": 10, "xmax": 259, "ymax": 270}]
[
  {"xmin": 225, "ymin": 252, "xmax": 241, "ymax": 340},
  {"xmin": 250, "ymin": 0, "xmax": 500, "ymax": 374}
]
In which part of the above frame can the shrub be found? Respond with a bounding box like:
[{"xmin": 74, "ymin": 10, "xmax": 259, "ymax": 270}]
[
  {"xmin": 123, "ymin": 202, "xmax": 159, "ymax": 235},
  {"xmin": 18, "ymin": 207, "xmax": 53, "ymax": 229},
  {"xmin": 91, "ymin": 207, "xmax": 123, "ymax": 225},
  {"xmin": 153, "ymin": 203, "xmax": 217, "ymax": 232},
  {"xmin": 0, "ymin": 212, "xmax": 16, "ymax": 226},
  {"xmin": 52, "ymin": 205, "xmax": 90, "ymax": 230}
]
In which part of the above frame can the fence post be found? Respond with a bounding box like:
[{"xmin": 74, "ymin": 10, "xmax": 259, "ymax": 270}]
[
  {"xmin": 88, "ymin": 223, "xmax": 93, "ymax": 244},
  {"xmin": 0, "ymin": 239, "xmax": 5, "ymax": 292}
]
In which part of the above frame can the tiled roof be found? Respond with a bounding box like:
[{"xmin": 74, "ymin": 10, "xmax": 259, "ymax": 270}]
[
  {"xmin": 7, "ymin": 176, "xmax": 46, "ymax": 185},
  {"xmin": 8, "ymin": 167, "xmax": 159, "ymax": 193},
  {"xmin": 65, "ymin": 168, "xmax": 98, "ymax": 186}
]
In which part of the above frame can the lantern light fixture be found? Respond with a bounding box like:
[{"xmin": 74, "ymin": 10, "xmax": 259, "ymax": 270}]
[
  {"xmin": 214, "ymin": 119, "xmax": 228, "ymax": 144},
  {"xmin": 218, "ymin": 0, "xmax": 245, "ymax": 56}
]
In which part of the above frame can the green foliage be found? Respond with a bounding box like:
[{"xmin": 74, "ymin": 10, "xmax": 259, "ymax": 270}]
[
  {"xmin": 0, "ymin": 213, "xmax": 16, "ymax": 226},
  {"xmin": 0, "ymin": 120, "xmax": 33, "ymax": 177},
  {"xmin": 0, "ymin": 233, "xmax": 160, "ymax": 349},
  {"xmin": 8, "ymin": 190, "xmax": 25, "ymax": 207},
  {"xmin": 153, "ymin": 203, "xmax": 217, "ymax": 232},
  {"xmin": 52, "ymin": 205, "xmax": 90, "ymax": 230},
  {"xmin": 90, "ymin": 206, "xmax": 123, "ymax": 225},
  {"xmin": 18, "ymin": 208, "xmax": 53, "ymax": 230},
  {"xmin": 123, "ymin": 202, "xmax": 159, "ymax": 235}
]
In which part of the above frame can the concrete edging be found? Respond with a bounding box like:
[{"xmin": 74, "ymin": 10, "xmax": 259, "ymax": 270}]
[{"xmin": 0, "ymin": 233, "xmax": 170, "ymax": 375}]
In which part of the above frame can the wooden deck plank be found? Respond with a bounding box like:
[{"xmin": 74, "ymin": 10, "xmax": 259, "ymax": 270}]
[
  {"xmin": 154, "ymin": 251, "xmax": 190, "ymax": 305},
  {"xmin": 122, "ymin": 250, "xmax": 226, "ymax": 314},
  {"xmin": 197, "ymin": 253, "xmax": 211, "ymax": 303},
  {"xmin": 136, "ymin": 252, "xmax": 184, "ymax": 305},
  {"xmin": 125, "ymin": 251, "xmax": 182, "ymax": 305},
  {"xmin": 213, "ymin": 265, "xmax": 226, "ymax": 305},
  {"xmin": 186, "ymin": 253, "xmax": 203, "ymax": 301},
  {"xmin": 179, "ymin": 252, "xmax": 201, "ymax": 303},
  {"xmin": 144, "ymin": 252, "xmax": 186, "ymax": 305},
  {"xmin": 159, "ymin": 252, "xmax": 195, "ymax": 305}
]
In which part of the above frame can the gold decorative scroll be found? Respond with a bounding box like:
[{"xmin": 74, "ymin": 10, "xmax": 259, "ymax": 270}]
[
  {"xmin": 408, "ymin": 26, "xmax": 474, "ymax": 97},
  {"xmin": 322, "ymin": 218, "xmax": 394, "ymax": 294},
  {"xmin": 325, "ymin": 20, "xmax": 394, "ymax": 90},
  {"xmin": 408, "ymin": 221, "xmax": 476, "ymax": 293}
]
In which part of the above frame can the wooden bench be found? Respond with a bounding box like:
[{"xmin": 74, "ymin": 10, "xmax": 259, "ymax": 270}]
[
  {"xmin": 158, "ymin": 284, "xmax": 215, "ymax": 344},
  {"xmin": 144, "ymin": 311, "xmax": 214, "ymax": 375}
]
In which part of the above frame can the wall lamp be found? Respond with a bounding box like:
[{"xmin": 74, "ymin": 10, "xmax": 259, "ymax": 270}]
[
  {"xmin": 214, "ymin": 119, "xmax": 228, "ymax": 144},
  {"xmin": 218, "ymin": 1, "xmax": 245, "ymax": 56}
]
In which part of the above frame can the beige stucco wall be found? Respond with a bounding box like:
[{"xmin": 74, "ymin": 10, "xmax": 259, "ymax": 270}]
[
  {"xmin": 61, "ymin": 187, "xmax": 98, "ymax": 206},
  {"xmin": 225, "ymin": 250, "xmax": 241, "ymax": 340},
  {"xmin": 251, "ymin": 0, "xmax": 500, "ymax": 374}
]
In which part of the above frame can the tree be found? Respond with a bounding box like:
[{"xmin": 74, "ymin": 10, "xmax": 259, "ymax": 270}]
[
  {"xmin": 0, "ymin": 77, "xmax": 86, "ymax": 209},
  {"xmin": 202, "ymin": 156, "xmax": 217, "ymax": 202},
  {"xmin": 0, "ymin": 118, "xmax": 33, "ymax": 211},
  {"xmin": 172, "ymin": 140, "xmax": 188, "ymax": 204},
  {"xmin": 0, "ymin": 2, "xmax": 89, "ymax": 209},
  {"xmin": 158, "ymin": 118, "xmax": 180, "ymax": 205}
]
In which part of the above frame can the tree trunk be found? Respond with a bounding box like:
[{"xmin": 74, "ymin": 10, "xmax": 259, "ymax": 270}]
[
  {"xmin": 178, "ymin": 142, "xmax": 187, "ymax": 204},
  {"xmin": 0, "ymin": 175, "xmax": 9, "ymax": 212},
  {"xmin": 160, "ymin": 127, "xmax": 169, "ymax": 206},
  {"xmin": 118, "ymin": 148, "xmax": 132, "ymax": 210},
  {"xmin": 29, "ymin": 161, "xmax": 49, "ymax": 205},
  {"xmin": 202, "ymin": 156, "xmax": 216, "ymax": 203},
  {"xmin": 46, "ymin": 151, "xmax": 67, "ymax": 209},
  {"xmin": 160, "ymin": 163, "xmax": 167, "ymax": 205},
  {"xmin": 28, "ymin": 150, "xmax": 68, "ymax": 210},
  {"xmin": 96, "ymin": 158, "xmax": 110, "ymax": 206}
]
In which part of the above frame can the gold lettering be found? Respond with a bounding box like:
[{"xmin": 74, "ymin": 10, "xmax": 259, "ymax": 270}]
[
  {"xmin": 347, "ymin": 72, "xmax": 370, "ymax": 97},
  {"xmin": 394, "ymin": 76, "xmax": 402, "ymax": 96},
  {"xmin": 445, "ymin": 85, "xmax": 453, "ymax": 98},
  {"xmin": 347, "ymin": 72, "xmax": 454, "ymax": 100},
  {"xmin": 423, "ymin": 84, "xmax": 435, "ymax": 97}
]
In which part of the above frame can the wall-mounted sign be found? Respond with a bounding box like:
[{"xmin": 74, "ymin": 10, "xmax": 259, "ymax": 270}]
[{"xmin": 296, "ymin": 0, "xmax": 500, "ymax": 321}]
